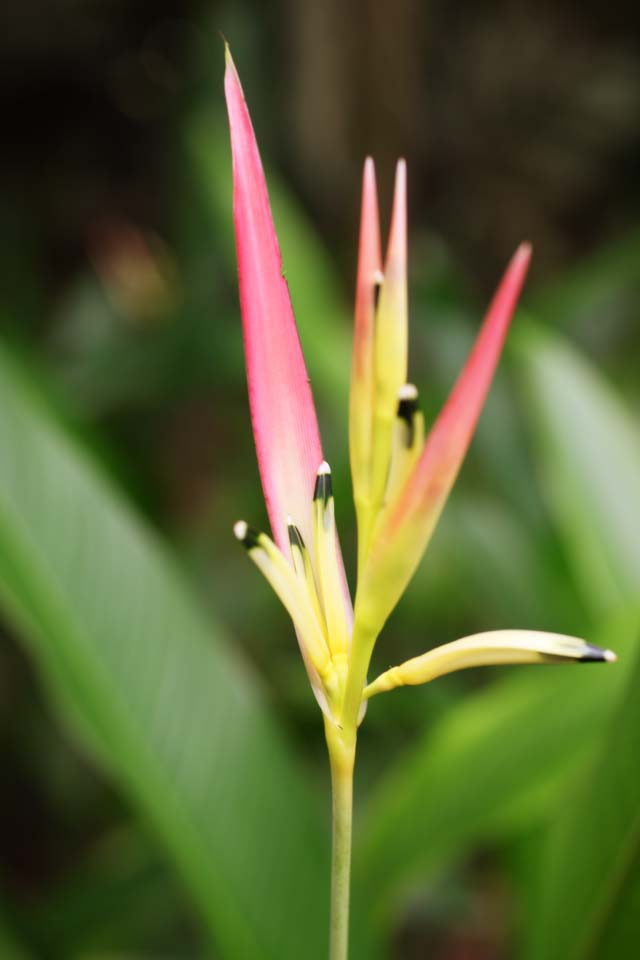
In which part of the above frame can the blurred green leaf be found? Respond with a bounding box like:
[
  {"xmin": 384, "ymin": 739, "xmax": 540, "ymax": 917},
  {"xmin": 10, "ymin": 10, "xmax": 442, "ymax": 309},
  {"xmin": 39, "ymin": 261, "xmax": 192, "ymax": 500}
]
[
  {"xmin": 0, "ymin": 341, "xmax": 331, "ymax": 959},
  {"xmin": 25, "ymin": 828, "xmax": 191, "ymax": 957},
  {"xmin": 523, "ymin": 632, "xmax": 640, "ymax": 960},
  {"xmin": 531, "ymin": 229, "xmax": 640, "ymax": 346},
  {"xmin": 355, "ymin": 611, "xmax": 639, "ymax": 943},
  {"xmin": 420, "ymin": 308, "xmax": 543, "ymax": 524},
  {"xmin": 592, "ymin": 865, "xmax": 640, "ymax": 959},
  {"xmin": 0, "ymin": 913, "xmax": 31, "ymax": 960},
  {"xmin": 518, "ymin": 325, "xmax": 640, "ymax": 620}
]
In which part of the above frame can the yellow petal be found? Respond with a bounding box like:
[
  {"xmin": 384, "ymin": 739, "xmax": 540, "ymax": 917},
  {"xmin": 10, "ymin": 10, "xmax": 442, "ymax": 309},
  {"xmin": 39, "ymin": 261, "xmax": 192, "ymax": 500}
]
[
  {"xmin": 287, "ymin": 516, "xmax": 327, "ymax": 639},
  {"xmin": 234, "ymin": 521, "xmax": 332, "ymax": 679},
  {"xmin": 368, "ymin": 160, "xmax": 408, "ymax": 536},
  {"xmin": 364, "ymin": 630, "xmax": 616, "ymax": 698},
  {"xmin": 354, "ymin": 245, "xmax": 531, "ymax": 641},
  {"xmin": 384, "ymin": 384, "xmax": 425, "ymax": 509},
  {"xmin": 313, "ymin": 463, "xmax": 350, "ymax": 657}
]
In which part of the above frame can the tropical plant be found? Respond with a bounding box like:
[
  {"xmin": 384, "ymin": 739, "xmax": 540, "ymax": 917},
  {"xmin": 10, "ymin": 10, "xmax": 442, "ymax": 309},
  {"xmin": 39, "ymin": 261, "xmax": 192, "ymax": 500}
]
[{"xmin": 223, "ymin": 49, "xmax": 615, "ymax": 959}]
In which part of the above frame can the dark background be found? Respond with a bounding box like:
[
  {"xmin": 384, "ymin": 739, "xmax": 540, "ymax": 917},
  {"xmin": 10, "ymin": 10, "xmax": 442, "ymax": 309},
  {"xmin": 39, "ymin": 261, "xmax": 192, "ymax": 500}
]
[{"xmin": 4, "ymin": 1, "xmax": 640, "ymax": 300}]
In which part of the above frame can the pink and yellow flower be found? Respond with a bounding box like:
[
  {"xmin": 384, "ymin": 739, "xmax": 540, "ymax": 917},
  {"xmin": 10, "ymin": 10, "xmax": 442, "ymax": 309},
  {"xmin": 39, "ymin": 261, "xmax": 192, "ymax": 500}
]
[{"xmin": 224, "ymin": 49, "xmax": 614, "ymax": 733}]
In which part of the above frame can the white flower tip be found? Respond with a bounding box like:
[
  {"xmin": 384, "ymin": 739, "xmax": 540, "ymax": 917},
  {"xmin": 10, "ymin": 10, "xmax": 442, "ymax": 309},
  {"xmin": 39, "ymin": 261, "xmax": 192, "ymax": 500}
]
[
  {"xmin": 398, "ymin": 383, "xmax": 418, "ymax": 401},
  {"xmin": 314, "ymin": 461, "xmax": 332, "ymax": 505},
  {"xmin": 516, "ymin": 242, "xmax": 533, "ymax": 264},
  {"xmin": 233, "ymin": 520, "xmax": 248, "ymax": 541},
  {"xmin": 604, "ymin": 649, "xmax": 617, "ymax": 663},
  {"xmin": 372, "ymin": 268, "xmax": 385, "ymax": 285},
  {"xmin": 234, "ymin": 520, "xmax": 261, "ymax": 550}
]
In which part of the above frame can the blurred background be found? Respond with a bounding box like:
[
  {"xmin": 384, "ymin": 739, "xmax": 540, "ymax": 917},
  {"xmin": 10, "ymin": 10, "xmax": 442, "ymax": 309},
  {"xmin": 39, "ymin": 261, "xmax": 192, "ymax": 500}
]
[{"xmin": 1, "ymin": 1, "xmax": 640, "ymax": 958}]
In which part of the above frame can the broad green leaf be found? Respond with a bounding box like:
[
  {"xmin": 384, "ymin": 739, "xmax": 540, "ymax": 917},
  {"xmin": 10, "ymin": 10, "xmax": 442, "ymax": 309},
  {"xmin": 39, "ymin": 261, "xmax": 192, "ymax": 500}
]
[
  {"xmin": 0, "ymin": 341, "xmax": 331, "ymax": 959},
  {"xmin": 524, "ymin": 633, "xmax": 640, "ymax": 960},
  {"xmin": 518, "ymin": 326, "xmax": 640, "ymax": 619},
  {"xmin": 355, "ymin": 611, "xmax": 638, "ymax": 940},
  {"xmin": 591, "ymin": 864, "xmax": 640, "ymax": 959}
]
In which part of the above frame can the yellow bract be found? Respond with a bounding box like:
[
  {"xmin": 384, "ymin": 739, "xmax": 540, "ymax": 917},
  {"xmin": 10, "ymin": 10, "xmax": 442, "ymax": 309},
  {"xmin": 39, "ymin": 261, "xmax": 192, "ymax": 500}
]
[
  {"xmin": 313, "ymin": 463, "xmax": 350, "ymax": 659},
  {"xmin": 357, "ymin": 161, "xmax": 409, "ymax": 564},
  {"xmin": 364, "ymin": 630, "xmax": 616, "ymax": 698}
]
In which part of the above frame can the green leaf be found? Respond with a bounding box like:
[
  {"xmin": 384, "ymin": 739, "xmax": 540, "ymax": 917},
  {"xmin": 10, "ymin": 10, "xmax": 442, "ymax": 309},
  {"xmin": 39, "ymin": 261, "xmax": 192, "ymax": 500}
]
[
  {"xmin": 0, "ymin": 913, "xmax": 31, "ymax": 960},
  {"xmin": 531, "ymin": 229, "xmax": 640, "ymax": 343},
  {"xmin": 592, "ymin": 864, "xmax": 640, "ymax": 959},
  {"xmin": 24, "ymin": 828, "xmax": 190, "ymax": 956},
  {"xmin": 0, "ymin": 341, "xmax": 330, "ymax": 959},
  {"xmin": 523, "ymin": 632, "xmax": 640, "ymax": 960},
  {"xmin": 355, "ymin": 611, "xmax": 639, "ymax": 941},
  {"xmin": 517, "ymin": 325, "xmax": 640, "ymax": 619}
]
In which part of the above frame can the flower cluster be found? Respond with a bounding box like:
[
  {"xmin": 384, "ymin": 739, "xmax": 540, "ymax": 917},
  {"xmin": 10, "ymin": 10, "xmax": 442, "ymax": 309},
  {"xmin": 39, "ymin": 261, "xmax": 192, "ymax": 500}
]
[{"xmin": 225, "ymin": 49, "xmax": 614, "ymax": 732}]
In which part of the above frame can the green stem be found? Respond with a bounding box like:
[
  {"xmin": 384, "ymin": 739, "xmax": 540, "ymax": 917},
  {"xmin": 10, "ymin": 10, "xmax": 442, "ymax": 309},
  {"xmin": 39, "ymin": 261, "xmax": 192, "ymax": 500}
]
[
  {"xmin": 341, "ymin": 621, "xmax": 377, "ymax": 734},
  {"xmin": 325, "ymin": 719, "xmax": 355, "ymax": 960}
]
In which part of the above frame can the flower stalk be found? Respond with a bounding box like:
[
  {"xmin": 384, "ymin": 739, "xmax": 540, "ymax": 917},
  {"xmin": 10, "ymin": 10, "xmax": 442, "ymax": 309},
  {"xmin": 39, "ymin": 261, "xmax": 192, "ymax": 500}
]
[
  {"xmin": 224, "ymin": 46, "xmax": 616, "ymax": 959},
  {"xmin": 325, "ymin": 719, "xmax": 355, "ymax": 960}
]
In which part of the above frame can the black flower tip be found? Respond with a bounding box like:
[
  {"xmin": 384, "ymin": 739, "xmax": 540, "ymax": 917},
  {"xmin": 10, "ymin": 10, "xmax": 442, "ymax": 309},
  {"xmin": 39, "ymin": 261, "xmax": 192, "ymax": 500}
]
[{"xmin": 313, "ymin": 461, "xmax": 332, "ymax": 506}]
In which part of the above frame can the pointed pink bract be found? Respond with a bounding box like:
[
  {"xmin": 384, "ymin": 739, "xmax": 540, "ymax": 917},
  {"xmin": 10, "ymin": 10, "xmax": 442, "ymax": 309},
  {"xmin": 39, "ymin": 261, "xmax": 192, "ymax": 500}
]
[
  {"xmin": 353, "ymin": 158, "xmax": 382, "ymax": 377},
  {"xmin": 224, "ymin": 52, "xmax": 323, "ymax": 554},
  {"xmin": 356, "ymin": 244, "xmax": 531, "ymax": 637},
  {"xmin": 349, "ymin": 159, "xmax": 382, "ymax": 495},
  {"xmin": 382, "ymin": 160, "xmax": 407, "ymax": 307},
  {"xmin": 391, "ymin": 243, "xmax": 532, "ymax": 534}
]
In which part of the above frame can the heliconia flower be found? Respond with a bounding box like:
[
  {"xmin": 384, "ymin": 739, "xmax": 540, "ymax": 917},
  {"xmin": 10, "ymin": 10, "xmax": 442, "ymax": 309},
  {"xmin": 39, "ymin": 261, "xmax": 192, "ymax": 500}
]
[
  {"xmin": 225, "ymin": 49, "xmax": 351, "ymax": 716},
  {"xmin": 224, "ymin": 49, "xmax": 615, "ymax": 730}
]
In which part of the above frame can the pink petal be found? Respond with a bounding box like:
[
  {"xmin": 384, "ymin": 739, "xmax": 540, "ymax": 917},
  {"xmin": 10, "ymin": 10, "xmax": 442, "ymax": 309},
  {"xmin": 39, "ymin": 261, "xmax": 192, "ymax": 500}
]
[
  {"xmin": 395, "ymin": 243, "xmax": 532, "ymax": 531},
  {"xmin": 349, "ymin": 158, "xmax": 382, "ymax": 500},
  {"xmin": 224, "ymin": 50, "xmax": 323, "ymax": 554},
  {"xmin": 358, "ymin": 244, "xmax": 532, "ymax": 633},
  {"xmin": 353, "ymin": 158, "xmax": 382, "ymax": 376}
]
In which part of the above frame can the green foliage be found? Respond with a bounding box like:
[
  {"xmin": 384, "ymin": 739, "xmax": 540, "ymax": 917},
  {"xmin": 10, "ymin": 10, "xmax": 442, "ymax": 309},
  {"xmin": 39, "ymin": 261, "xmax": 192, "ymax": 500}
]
[
  {"xmin": 524, "ymin": 635, "xmax": 640, "ymax": 960},
  {"xmin": 356, "ymin": 610, "xmax": 638, "ymax": 940},
  {"xmin": 357, "ymin": 315, "xmax": 640, "ymax": 952},
  {"xmin": 0, "ymin": 343, "xmax": 330, "ymax": 960},
  {"xmin": 514, "ymin": 325, "xmax": 640, "ymax": 960},
  {"xmin": 1, "ymin": 75, "xmax": 639, "ymax": 955},
  {"xmin": 22, "ymin": 830, "xmax": 186, "ymax": 956},
  {"xmin": 0, "ymin": 915, "xmax": 31, "ymax": 960},
  {"xmin": 518, "ymin": 325, "xmax": 640, "ymax": 618}
]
